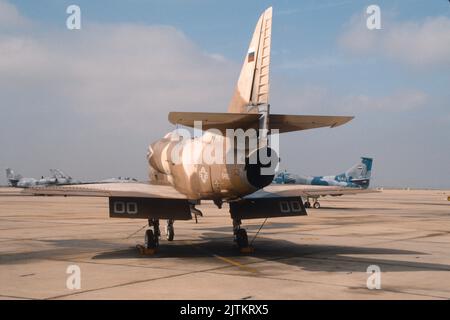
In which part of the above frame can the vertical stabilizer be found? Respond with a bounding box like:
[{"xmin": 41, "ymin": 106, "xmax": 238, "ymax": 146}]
[
  {"xmin": 6, "ymin": 168, "xmax": 21, "ymax": 187},
  {"xmin": 345, "ymin": 157, "xmax": 373, "ymax": 188},
  {"xmin": 228, "ymin": 7, "xmax": 272, "ymax": 113}
]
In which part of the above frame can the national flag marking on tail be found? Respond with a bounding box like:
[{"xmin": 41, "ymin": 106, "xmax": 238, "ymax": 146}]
[{"xmin": 247, "ymin": 49, "xmax": 255, "ymax": 62}]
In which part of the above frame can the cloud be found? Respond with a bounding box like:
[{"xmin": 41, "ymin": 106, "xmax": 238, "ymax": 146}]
[
  {"xmin": 339, "ymin": 14, "xmax": 450, "ymax": 68},
  {"xmin": 277, "ymin": 56, "xmax": 345, "ymax": 70},
  {"xmin": 0, "ymin": 1, "xmax": 237, "ymax": 181},
  {"xmin": 272, "ymin": 84, "xmax": 428, "ymax": 114},
  {"xmin": 341, "ymin": 89, "xmax": 428, "ymax": 112},
  {"xmin": 0, "ymin": 24, "xmax": 236, "ymax": 134},
  {"xmin": 0, "ymin": 0, "xmax": 30, "ymax": 29}
]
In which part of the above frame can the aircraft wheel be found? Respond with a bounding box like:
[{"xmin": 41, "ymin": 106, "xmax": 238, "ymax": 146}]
[
  {"xmin": 166, "ymin": 224, "xmax": 175, "ymax": 241},
  {"xmin": 235, "ymin": 229, "xmax": 249, "ymax": 248},
  {"xmin": 313, "ymin": 201, "xmax": 321, "ymax": 209},
  {"xmin": 304, "ymin": 201, "xmax": 311, "ymax": 208},
  {"xmin": 145, "ymin": 229, "xmax": 158, "ymax": 249}
]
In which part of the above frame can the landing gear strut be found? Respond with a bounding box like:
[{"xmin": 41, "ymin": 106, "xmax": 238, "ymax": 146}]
[
  {"xmin": 145, "ymin": 219, "xmax": 160, "ymax": 249},
  {"xmin": 304, "ymin": 197, "xmax": 321, "ymax": 209},
  {"xmin": 165, "ymin": 219, "xmax": 175, "ymax": 241},
  {"xmin": 233, "ymin": 218, "xmax": 249, "ymax": 249},
  {"xmin": 190, "ymin": 203, "xmax": 203, "ymax": 223}
]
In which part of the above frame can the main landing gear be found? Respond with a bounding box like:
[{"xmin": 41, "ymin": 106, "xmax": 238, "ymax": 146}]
[
  {"xmin": 141, "ymin": 218, "xmax": 176, "ymax": 253},
  {"xmin": 304, "ymin": 198, "xmax": 321, "ymax": 209},
  {"xmin": 145, "ymin": 218, "xmax": 160, "ymax": 249},
  {"xmin": 165, "ymin": 219, "xmax": 175, "ymax": 241},
  {"xmin": 232, "ymin": 218, "xmax": 253, "ymax": 252}
]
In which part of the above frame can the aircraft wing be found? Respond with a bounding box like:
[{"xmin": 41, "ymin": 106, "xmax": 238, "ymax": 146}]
[
  {"xmin": 22, "ymin": 182, "xmax": 187, "ymax": 198},
  {"xmin": 22, "ymin": 183, "xmax": 192, "ymax": 220},
  {"xmin": 246, "ymin": 184, "xmax": 380, "ymax": 199}
]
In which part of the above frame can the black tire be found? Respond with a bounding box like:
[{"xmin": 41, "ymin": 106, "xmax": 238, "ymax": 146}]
[
  {"xmin": 313, "ymin": 201, "xmax": 321, "ymax": 209},
  {"xmin": 166, "ymin": 225, "xmax": 174, "ymax": 241},
  {"xmin": 145, "ymin": 229, "xmax": 157, "ymax": 249},
  {"xmin": 236, "ymin": 229, "xmax": 248, "ymax": 248},
  {"xmin": 304, "ymin": 201, "xmax": 311, "ymax": 208}
]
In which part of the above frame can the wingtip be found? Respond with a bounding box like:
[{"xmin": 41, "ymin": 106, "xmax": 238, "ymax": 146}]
[{"xmin": 331, "ymin": 116, "xmax": 354, "ymax": 128}]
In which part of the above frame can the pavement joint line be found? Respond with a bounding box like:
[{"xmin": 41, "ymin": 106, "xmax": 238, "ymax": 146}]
[
  {"xmin": 44, "ymin": 259, "xmax": 266, "ymax": 300},
  {"xmin": 45, "ymin": 270, "xmax": 204, "ymax": 300},
  {"xmin": 293, "ymin": 254, "xmax": 450, "ymax": 272},
  {"xmin": 46, "ymin": 256, "xmax": 212, "ymax": 273},
  {"xmin": 204, "ymin": 270, "xmax": 449, "ymax": 300},
  {"xmin": 0, "ymin": 294, "xmax": 36, "ymax": 300}
]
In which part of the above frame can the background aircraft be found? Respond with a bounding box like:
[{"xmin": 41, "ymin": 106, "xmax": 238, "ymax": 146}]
[
  {"xmin": 273, "ymin": 157, "xmax": 376, "ymax": 208},
  {"xmin": 24, "ymin": 7, "xmax": 358, "ymax": 251},
  {"xmin": 6, "ymin": 168, "xmax": 137, "ymax": 187},
  {"xmin": 6, "ymin": 168, "xmax": 82, "ymax": 187},
  {"xmin": 274, "ymin": 157, "xmax": 373, "ymax": 188},
  {"xmin": 6, "ymin": 168, "xmax": 57, "ymax": 187}
]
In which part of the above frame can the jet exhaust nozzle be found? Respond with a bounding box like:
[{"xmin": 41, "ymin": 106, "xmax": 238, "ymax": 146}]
[{"xmin": 245, "ymin": 146, "xmax": 279, "ymax": 189}]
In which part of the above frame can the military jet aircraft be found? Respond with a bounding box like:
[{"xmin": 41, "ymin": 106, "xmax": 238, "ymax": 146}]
[
  {"xmin": 25, "ymin": 7, "xmax": 357, "ymax": 250},
  {"xmin": 273, "ymin": 157, "xmax": 377, "ymax": 208},
  {"xmin": 6, "ymin": 168, "xmax": 81, "ymax": 187}
]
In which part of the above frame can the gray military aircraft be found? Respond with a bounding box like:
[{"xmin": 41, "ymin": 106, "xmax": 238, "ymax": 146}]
[
  {"xmin": 273, "ymin": 157, "xmax": 376, "ymax": 208},
  {"xmin": 6, "ymin": 168, "xmax": 81, "ymax": 187},
  {"xmin": 25, "ymin": 7, "xmax": 359, "ymax": 250},
  {"xmin": 6, "ymin": 168, "xmax": 138, "ymax": 187}
]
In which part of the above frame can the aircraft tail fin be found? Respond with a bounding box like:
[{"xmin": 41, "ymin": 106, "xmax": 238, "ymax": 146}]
[
  {"xmin": 50, "ymin": 169, "xmax": 70, "ymax": 179},
  {"xmin": 6, "ymin": 168, "xmax": 22, "ymax": 187},
  {"xmin": 345, "ymin": 157, "xmax": 373, "ymax": 188},
  {"xmin": 228, "ymin": 7, "xmax": 272, "ymax": 113},
  {"xmin": 170, "ymin": 7, "xmax": 354, "ymax": 135}
]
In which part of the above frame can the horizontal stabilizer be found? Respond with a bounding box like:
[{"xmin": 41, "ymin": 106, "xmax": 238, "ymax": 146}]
[
  {"xmin": 169, "ymin": 112, "xmax": 259, "ymax": 130},
  {"xmin": 169, "ymin": 112, "xmax": 353, "ymax": 133},
  {"xmin": 269, "ymin": 114, "xmax": 353, "ymax": 133}
]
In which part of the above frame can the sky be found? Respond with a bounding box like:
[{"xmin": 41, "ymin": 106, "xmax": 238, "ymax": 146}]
[{"xmin": 0, "ymin": 0, "xmax": 449, "ymax": 188}]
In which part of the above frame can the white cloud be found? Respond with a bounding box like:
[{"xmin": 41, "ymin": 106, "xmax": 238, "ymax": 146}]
[
  {"xmin": 0, "ymin": 0, "xmax": 30, "ymax": 29},
  {"xmin": 277, "ymin": 56, "xmax": 345, "ymax": 70},
  {"xmin": 272, "ymin": 84, "xmax": 428, "ymax": 114},
  {"xmin": 0, "ymin": 24, "xmax": 236, "ymax": 134},
  {"xmin": 0, "ymin": 1, "xmax": 237, "ymax": 181},
  {"xmin": 339, "ymin": 14, "xmax": 450, "ymax": 68}
]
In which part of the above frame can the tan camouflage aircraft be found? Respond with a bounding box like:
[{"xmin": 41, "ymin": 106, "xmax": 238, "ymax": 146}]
[{"xmin": 26, "ymin": 7, "xmax": 359, "ymax": 250}]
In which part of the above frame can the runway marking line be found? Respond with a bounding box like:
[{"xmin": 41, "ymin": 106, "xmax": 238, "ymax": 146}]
[
  {"xmin": 185, "ymin": 240, "xmax": 258, "ymax": 274},
  {"xmin": 212, "ymin": 254, "xmax": 258, "ymax": 274}
]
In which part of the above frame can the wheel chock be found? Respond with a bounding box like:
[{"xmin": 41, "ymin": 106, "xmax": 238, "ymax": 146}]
[
  {"xmin": 136, "ymin": 244, "xmax": 157, "ymax": 255},
  {"xmin": 239, "ymin": 246, "xmax": 254, "ymax": 254}
]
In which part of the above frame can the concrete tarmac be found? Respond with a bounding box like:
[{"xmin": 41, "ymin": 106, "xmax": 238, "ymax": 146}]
[{"xmin": 0, "ymin": 188, "xmax": 449, "ymax": 300}]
